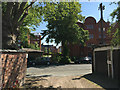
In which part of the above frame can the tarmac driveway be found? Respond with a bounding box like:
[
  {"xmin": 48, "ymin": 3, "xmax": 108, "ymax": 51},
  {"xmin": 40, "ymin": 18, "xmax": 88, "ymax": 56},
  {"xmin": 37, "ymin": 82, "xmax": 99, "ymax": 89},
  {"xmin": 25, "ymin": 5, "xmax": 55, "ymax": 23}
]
[
  {"xmin": 26, "ymin": 64, "xmax": 92, "ymax": 77},
  {"xmin": 23, "ymin": 64, "xmax": 95, "ymax": 88},
  {"xmin": 23, "ymin": 64, "xmax": 118, "ymax": 88}
]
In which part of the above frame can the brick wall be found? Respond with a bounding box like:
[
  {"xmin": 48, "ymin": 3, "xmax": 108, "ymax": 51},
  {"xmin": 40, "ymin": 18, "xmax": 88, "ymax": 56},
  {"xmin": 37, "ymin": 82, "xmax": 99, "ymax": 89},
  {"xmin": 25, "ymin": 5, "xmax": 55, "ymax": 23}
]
[
  {"xmin": 0, "ymin": 50, "xmax": 27, "ymax": 88},
  {"xmin": 69, "ymin": 17, "xmax": 111, "ymax": 58},
  {"xmin": 69, "ymin": 44, "xmax": 92, "ymax": 57}
]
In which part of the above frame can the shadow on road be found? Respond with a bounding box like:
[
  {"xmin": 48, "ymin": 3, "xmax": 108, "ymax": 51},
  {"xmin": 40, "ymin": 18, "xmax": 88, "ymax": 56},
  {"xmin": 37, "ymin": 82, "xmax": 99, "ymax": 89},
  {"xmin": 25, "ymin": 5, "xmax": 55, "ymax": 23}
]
[
  {"xmin": 26, "ymin": 74, "xmax": 52, "ymax": 78},
  {"xmin": 81, "ymin": 73, "xmax": 119, "ymax": 89},
  {"xmin": 23, "ymin": 74, "xmax": 63, "ymax": 89},
  {"xmin": 24, "ymin": 74, "xmax": 52, "ymax": 88}
]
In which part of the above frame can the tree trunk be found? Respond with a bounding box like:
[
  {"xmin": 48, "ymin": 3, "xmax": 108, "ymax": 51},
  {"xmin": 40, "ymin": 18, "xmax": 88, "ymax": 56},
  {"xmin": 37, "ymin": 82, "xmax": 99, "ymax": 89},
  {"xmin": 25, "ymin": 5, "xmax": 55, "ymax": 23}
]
[
  {"xmin": 62, "ymin": 40, "xmax": 70, "ymax": 57},
  {"xmin": 2, "ymin": 17, "xmax": 18, "ymax": 49},
  {"xmin": 2, "ymin": 2, "xmax": 35, "ymax": 49}
]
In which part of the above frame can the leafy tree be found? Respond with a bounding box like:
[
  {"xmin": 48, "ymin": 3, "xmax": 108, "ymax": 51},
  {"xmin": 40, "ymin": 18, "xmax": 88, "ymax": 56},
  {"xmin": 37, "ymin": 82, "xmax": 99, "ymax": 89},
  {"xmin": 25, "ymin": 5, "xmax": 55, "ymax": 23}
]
[
  {"xmin": 2, "ymin": 1, "xmax": 43, "ymax": 49},
  {"xmin": 45, "ymin": 47, "xmax": 48, "ymax": 53},
  {"xmin": 19, "ymin": 26, "xmax": 30, "ymax": 48},
  {"xmin": 30, "ymin": 43, "xmax": 36, "ymax": 49},
  {"xmin": 34, "ymin": 42, "xmax": 40, "ymax": 50},
  {"xmin": 41, "ymin": 2, "xmax": 89, "ymax": 57},
  {"xmin": 108, "ymin": 1, "xmax": 120, "ymax": 45},
  {"xmin": 48, "ymin": 48, "xmax": 52, "ymax": 54},
  {"xmin": 19, "ymin": 3, "xmax": 43, "ymax": 48},
  {"xmin": 29, "ymin": 42, "xmax": 40, "ymax": 50}
]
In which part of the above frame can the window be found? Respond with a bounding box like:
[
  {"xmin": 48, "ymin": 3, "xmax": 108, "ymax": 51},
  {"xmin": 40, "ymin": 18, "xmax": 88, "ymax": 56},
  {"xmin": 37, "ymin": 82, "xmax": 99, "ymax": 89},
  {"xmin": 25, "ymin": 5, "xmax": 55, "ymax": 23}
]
[
  {"xmin": 99, "ymin": 35, "xmax": 101, "ymax": 38},
  {"xmin": 99, "ymin": 34, "xmax": 106, "ymax": 38},
  {"xmin": 86, "ymin": 25, "xmax": 93, "ymax": 29},
  {"xmin": 103, "ymin": 28, "xmax": 105, "ymax": 31},
  {"xmin": 99, "ymin": 27, "xmax": 105, "ymax": 32},
  {"xmin": 89, "ymin": 34, "xmax": 94, "ymax": 39},
  {"xmin": 98, "ymin": 28, "xmax": 101, "ymax": 32},
  {"xmin": 104, "ymin": 34, "xmax": 106, "ymax": 38}
]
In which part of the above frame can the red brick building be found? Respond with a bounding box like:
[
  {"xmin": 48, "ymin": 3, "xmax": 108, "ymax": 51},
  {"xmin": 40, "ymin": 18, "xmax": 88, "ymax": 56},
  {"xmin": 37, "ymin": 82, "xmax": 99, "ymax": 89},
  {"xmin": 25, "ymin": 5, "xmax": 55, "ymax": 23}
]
[
  {"xmin": 41, "ymin": 44, "xmax": 58, "ymax": 54},
  {"xmin": 30, "ymin": 33, "xmax": 41, "ymax": 50},
  {"xmin": 69, "ymin": 16, "xmax": 111, "ymax": 57},
  {"xmin": 58, "ymin": 46, "xmax": 62, "ymax": 53},
  {"xmin": 18, "ymin": 32, "xmax": 42, "ymax": 50}
]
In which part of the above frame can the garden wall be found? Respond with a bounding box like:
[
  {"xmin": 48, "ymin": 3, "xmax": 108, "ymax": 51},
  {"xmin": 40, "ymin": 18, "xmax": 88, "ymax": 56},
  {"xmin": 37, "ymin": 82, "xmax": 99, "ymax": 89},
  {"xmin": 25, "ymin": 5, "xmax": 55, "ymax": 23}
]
[{"xmin": 0, "ymin": 50, "xmax": 28, "ymax": 88}]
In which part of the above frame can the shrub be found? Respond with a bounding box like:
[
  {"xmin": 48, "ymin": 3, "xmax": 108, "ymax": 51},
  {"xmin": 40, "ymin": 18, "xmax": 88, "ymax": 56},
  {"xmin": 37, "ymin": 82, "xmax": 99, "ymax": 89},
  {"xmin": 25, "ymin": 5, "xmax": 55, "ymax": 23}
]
[
  {"xmin": 51, "ymin": 54, "xmax": 62, "ymax": 64},
  {"xmin": 59, "ymin": 56, "xmax": 71, "ymax": 64},
  {"xmin": 71, "ymin": 57, "xmax": 77, "ymax": 61},
  {"xmin": 51, "ymin": 54, "xmax": 71, "ymax": 64}
]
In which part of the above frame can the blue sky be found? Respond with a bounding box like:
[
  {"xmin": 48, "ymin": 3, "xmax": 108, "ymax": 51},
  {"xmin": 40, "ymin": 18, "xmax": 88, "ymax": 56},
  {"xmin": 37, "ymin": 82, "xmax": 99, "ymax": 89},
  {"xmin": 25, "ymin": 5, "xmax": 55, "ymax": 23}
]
[{"xmin": 31, "ymin": 2, "xmax": 117, "ymax": 47}]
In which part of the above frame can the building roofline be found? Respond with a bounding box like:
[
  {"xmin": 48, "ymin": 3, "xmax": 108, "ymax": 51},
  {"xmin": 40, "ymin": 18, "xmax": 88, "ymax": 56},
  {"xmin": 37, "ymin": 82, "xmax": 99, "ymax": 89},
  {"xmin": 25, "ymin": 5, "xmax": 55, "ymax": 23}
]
[{"xmin": 31, "ymin": 32, "xmax": 41, "ymax": 35}]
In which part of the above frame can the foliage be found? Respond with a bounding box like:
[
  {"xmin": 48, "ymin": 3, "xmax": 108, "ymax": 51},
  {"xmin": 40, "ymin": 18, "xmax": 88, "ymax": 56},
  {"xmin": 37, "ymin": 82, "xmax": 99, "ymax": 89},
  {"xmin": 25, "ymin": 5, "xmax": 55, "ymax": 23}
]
[
  {"xmin": 35, "ymin": 42, "xmax": 39, "ymax": 49},
  {"xmin": 45, "ymin": 47, "xmax": 48, "ymax": 53},
  {"xmin": 2, "ymin": 1, "xmax": 43, "ymax": 49},
  {"xmin": 59, "ymin": 56, "xmax": 71, "ymax": 64},
  {"xmin": 19, "ymin": 2, "xmax": 43, "ymax": 48},
  {"xmin": 51, "ymin": 54, "xmax": 71, "ymax": 64},
  {"xmin": 71, "ymin": 57, "xmax": 77, "ymax": 61},
  {"xmin": 29, "ymin": 43, "xmax": 40, "ymax": 50},
  {"xmin": 19, "ymin": 26, "xmax": 30, "ymax": 48},
  {"xmin": 41, "ymin": 2, "xmax": 89, "ymax": 57},
  {"xmin": 48, "ymin": 48, "xmax": 52, "ymax": 54},
  {"xmin": 108, "ymin": 1, "xmax": 120, "ymax": 45},
  {"xmin": 51, "ymin": 54, "xmax": 62, "ymax": 64},
  {"xmin": 22, "ymin": 3, "xmax": 43, "ymax": 30}
]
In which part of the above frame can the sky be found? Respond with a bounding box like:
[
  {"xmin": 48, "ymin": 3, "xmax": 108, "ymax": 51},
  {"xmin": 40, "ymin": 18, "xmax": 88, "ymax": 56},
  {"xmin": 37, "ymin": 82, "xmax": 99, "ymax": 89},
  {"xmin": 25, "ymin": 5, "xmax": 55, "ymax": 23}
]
[{"xmin": 31, "ymin": 2, "xmax": 117, "ymax": 48}]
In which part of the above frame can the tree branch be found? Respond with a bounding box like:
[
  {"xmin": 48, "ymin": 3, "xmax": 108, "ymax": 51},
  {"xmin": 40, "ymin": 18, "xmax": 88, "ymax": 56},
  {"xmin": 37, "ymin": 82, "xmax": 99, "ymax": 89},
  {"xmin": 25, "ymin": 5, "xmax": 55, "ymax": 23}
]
[
  {"xmin": 15, "ymin": 2, "xmax": 27, "ymax": 22},
  {"xmin": 24, "ymin": 1, "xmax": 36, "ymax": 10},
  {"xmin": 4, "ymin": 2, "xmax": 14, "ymax": 18},
  {"xmin": 18, "ymin": 10, "xmax": 28, "ymax": 26},
  {"xmin": 12, "ymin": 2, "xmax": 19, "ymax": 19},
  {"xmin": 18, "ymin": 1, "xmax": 36, "ymax": 26}
]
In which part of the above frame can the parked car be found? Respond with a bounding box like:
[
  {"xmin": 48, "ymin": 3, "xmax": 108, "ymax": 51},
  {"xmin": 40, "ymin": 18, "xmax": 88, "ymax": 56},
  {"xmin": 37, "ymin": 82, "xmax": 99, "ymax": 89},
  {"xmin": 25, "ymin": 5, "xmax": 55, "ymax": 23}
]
[
  {"xmin": 35, "ymin": 57, "xmax": 51, "ymax": 65},
  {"xmin": 81, "ymin": 56, "xmax": 92, "ymax": 64},
  {"xmin": 74, "ymin": 56, "xmax": 92, "ymax": 64},
  {"xmin": 74, "ymin": 58, "xmax": 81, "ymax": 64},
  {"xmin": 28, "ymin": 57, "xmax": 51, "ymax": 66}
]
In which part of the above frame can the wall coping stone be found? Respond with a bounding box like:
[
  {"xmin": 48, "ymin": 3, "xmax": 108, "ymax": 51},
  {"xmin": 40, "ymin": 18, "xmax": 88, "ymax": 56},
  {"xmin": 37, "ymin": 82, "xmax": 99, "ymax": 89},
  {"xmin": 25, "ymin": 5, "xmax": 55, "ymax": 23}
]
[
  {"xmin": 94, "ymin": 45, "xmax": 120, "ymax": 52},
  {"xmin": 21, "ymin": 48, "xmax": 43, "ymax": 53},
  {"xmin": 0, "ymin": 48, "xmax": 44, "ymax": 53},
  {"xmin": 0, "ymin": 49, "xmax": 27, "ymax": 53}
]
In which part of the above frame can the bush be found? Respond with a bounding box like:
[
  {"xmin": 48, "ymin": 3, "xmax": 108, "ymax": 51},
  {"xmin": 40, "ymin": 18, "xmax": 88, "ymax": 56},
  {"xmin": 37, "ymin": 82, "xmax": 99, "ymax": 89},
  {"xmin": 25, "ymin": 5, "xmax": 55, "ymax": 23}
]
[
  {"xmin": 59, "ymin": 56, "xmax": 71, "ymax": 64},
  {"xmin": 51, "ymin": 54, "xmax": 71, "ymax": 64},
  {"xmin": 71, "ymin": 57, "xmax": 77, "ymax": 61},
  {"xmin": 51, "ymin": 54, "xmax": 62, "ymax": 64}
]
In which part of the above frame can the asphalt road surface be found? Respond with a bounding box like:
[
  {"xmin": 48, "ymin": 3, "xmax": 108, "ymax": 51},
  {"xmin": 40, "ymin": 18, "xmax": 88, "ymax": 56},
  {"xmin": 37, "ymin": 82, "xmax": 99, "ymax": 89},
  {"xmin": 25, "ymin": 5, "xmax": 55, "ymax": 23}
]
[{"xmin": 26, "ymin": 64, "xmax": 92, "ymax": 77}]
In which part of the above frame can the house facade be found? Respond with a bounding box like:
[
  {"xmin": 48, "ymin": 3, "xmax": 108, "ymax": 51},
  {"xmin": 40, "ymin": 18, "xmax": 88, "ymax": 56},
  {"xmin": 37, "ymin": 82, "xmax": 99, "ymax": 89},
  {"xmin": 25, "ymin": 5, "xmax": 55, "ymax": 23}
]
[
  {"xmin": 30, "ymin": 33, "xmax": 41, "ymax": 50},
  {"xmin": 69, "ymin": 16, "xmax": 111, "ymax": 58},
  {"xmin": 18, "ymin": 32, "xmax": 42, "ymax": 50},
  {"xmin": 41, "ymin": 44, "xmax": 58, "ymax": 54}
]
